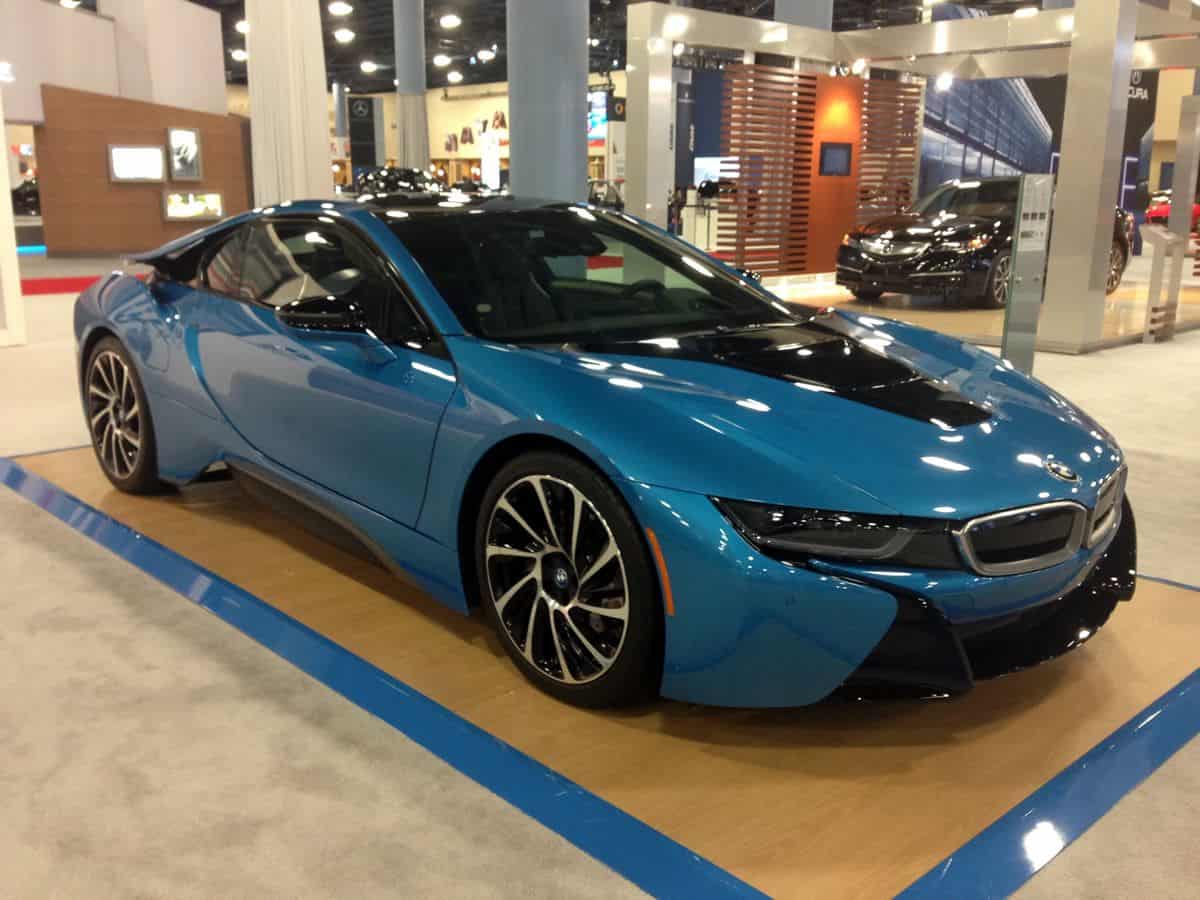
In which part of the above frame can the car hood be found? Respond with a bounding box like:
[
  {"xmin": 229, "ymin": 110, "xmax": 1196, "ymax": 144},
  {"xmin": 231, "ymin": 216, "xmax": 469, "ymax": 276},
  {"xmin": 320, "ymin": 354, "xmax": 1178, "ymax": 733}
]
[
  {"xmin": 853, "ymin": 212, "xmax": 1005, "ymax": 244},
  {"xmin": 457, "ymin": 311, "xmax": 1122, "ymax": 520}
]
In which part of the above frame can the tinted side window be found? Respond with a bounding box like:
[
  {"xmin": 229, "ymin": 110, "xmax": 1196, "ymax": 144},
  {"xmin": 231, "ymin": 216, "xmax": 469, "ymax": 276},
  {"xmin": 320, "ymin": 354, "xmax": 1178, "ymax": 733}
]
[
  {"xmin": 240, "ymin": 220, "xmax": 410, "ymax": 336},
  {"xmin": 202, "ymin": 230, "xmax": 246, "ymax": 295}
]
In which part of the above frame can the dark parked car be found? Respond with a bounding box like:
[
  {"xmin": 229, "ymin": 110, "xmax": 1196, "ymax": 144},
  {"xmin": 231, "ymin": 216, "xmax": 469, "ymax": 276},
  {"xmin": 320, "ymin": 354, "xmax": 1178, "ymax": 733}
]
[
  {"xmin": 354, "ymin": 166, "xmax": 440, "ymax": 195},
  {"xmin": 12, "ymin": 178, "xmax": 40, "ymax": 216},
  {"xmin": 837, "ymin": 177, "xmax": 1133, "ymax": 307}
]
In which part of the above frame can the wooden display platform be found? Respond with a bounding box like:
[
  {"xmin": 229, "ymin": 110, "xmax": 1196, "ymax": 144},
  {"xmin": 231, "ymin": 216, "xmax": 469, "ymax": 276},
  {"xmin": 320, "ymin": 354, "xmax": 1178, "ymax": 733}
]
[{"xmin": 20, "ymin": 447, "xmax": 1200, "ymax": 899}]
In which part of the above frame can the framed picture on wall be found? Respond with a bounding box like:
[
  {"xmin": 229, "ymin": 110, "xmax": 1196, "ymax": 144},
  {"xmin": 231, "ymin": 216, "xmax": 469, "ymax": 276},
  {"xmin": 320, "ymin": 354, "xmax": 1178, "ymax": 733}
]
[
  {"xmin": 167, "ymin": 127, "xmax": 203, "ymax": 181},
  {"xmin": 108, "ymin": 145, "xmax": 166, "ymax": 183},
  {"xmin": 163, "ymin": 190, "xmax": 224, "ymax": 222}
]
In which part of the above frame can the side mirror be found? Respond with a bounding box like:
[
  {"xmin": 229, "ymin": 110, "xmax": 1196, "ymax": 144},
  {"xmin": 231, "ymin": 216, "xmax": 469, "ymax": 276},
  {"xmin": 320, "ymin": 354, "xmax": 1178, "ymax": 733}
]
[{"xmin": 277, "ymin": 295, "xmax": 367, "ymax": 333}]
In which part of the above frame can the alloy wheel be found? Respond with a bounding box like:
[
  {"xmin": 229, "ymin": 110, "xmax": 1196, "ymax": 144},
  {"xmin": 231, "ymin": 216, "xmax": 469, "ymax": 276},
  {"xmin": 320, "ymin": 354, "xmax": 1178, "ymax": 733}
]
[
  {"xmin": 1107, "ymin": 243, "xmax": 1124, "ymax": 294},
  {"xmin": 992, "ymin": 254, "xmax": 1010, "ymax": 306},
  {"xmin": 484, "ymin": 474, "xmax": 629, "ymax": 685},
  {"xmin": 87, "ymin": 350, "xmax": 142, "ymax": 479}
]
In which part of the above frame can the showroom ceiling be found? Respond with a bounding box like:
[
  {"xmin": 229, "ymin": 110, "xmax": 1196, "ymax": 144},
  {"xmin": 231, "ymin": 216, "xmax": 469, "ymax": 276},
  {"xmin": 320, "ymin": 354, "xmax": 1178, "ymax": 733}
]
[{"xmin": 66, "ymin": 0, "xmax": 1058, "ymax": 93}]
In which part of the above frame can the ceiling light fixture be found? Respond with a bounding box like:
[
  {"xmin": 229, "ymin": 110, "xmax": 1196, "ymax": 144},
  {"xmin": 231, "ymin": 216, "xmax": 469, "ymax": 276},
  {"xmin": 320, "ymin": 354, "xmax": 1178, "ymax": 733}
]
[
  {"xmin": 440, "ymin": 13, "xmax": 462, "ymax": 29},
  {"xmin": 1013, "ymin": 6, "xmax": 1038, "ymax": 17},
  {"xmin": 589, "ymin": 37, "xmax": 600, "ymax": 47},
  {"xmin": 935, "ymin": 71, "xmax": 954, "ymax": 92},
  {"xmin": 447, "ymin": 70, "xmax": 463, "ymax": 84},
  {"xmin": 235, "ymin": 19, "xmax": 249, "ymax": 34},
  {"xmin": 333, "ymin": 28, "xmax": 355, "ymax": 43},
  {"xmin": 673, "ymin": 42, "xmax": 685, "ymax": 57},
  {"xmin": 360, "ymin": 60, "xmax": 378, "ymax": 73},
  {"xmin": 850, "ymin": 57, "xmax": 868, "ymax": 75},
  {"xmin": 328, "ymin": 1, "xmax": 353, "ymax": 15},
  {"xmin": 0, "ymin": 61, "xmax": 14, "ymax": 84},
  {"xmin": 433, "ymin": 53, "xmax": 451, "ymax": 67},
  {"xmin": 59, "ymin": 0, "xmax": 81, "ymax": 8},
  {"xmin": 231, "ymin": 48, "xmax": 248, "ymax": 62},
  {"xmin": 477, "ymin": 48, "xmax": 495, "ymax": 62}
]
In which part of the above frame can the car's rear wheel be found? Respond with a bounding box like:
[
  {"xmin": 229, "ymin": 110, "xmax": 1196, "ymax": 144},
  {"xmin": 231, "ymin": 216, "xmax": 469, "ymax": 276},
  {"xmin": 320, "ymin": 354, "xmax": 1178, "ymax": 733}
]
[
  {"xmin": 1106, "ymin": 240, "xmax": 1126, "ymax": 295},
  {"xmin": 983, "ymin": 251, "xmax": 1011, "ymax": 308},
  {"xmin": 852, "ymin": 288, "xmax": 883, "ymax": 302},
  {"xmin": 475, "ymin": 452, "xmax": 661, "ymax": 708},
  {"xmin": 85, "ymin": 337, "xmax": 164, "ymax": 494}
]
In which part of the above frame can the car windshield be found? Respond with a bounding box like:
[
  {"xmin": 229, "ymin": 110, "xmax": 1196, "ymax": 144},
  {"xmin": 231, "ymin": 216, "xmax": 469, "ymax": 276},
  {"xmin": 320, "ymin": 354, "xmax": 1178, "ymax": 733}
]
[
  {"xmin": 386, "ymin": 206, "xmax": 797, "ymax": 343},
  {"xmin": 912, "ymin": 180, "xmax": 1019, "ymax": 218}
]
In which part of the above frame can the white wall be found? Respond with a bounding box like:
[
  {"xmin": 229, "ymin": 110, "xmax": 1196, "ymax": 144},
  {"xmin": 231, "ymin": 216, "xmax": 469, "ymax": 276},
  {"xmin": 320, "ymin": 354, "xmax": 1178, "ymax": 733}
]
[
  {"xmin": 144, "ymin": 0, "xmax": 226, "ymax": 115},
  {"xmin": 0, "ymin": 0, "xmax": 121, "ymax": 122}
]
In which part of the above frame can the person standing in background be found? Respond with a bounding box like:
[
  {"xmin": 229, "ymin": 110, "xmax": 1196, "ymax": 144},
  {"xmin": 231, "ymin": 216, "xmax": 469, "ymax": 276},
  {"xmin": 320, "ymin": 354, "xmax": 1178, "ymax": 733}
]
[{"xmin": 1130, "ymin": 177, "xmax": 1150, "ymax": 256}]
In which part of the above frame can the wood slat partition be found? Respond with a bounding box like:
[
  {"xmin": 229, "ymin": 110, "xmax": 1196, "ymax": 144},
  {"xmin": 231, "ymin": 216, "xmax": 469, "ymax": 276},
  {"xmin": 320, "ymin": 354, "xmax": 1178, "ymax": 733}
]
[
  {"xmin": 856, "ymin": 78, "xmax": 923, "ymax": 225},
  {"xmin": 717, "ymin": 64, "xmax": 817, "ymax": 277}
]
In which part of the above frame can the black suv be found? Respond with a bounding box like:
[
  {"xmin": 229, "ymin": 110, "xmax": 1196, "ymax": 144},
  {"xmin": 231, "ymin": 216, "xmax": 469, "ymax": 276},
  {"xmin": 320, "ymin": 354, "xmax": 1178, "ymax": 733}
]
[{"xmin": 837, "ymin": 177, "xmax": 1133, "ymax": 307}]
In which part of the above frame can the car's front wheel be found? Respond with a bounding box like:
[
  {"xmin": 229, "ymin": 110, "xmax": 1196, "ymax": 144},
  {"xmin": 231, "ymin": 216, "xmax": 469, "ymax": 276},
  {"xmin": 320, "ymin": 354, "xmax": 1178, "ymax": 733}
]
[
  {"xmin": 85, "ymin": 336, "xmax": 165, "ymax": 494},
  {"xmin": 983, "ymin": 251, "xmax": 1011, "ymax": 309},
  {"xmin": 1106, "ymin": 240, "xmax": 1126, "ymax": 295},
  {"xmin": 475, "ymin": 452, "xmax": 661, "ymax": 708}
]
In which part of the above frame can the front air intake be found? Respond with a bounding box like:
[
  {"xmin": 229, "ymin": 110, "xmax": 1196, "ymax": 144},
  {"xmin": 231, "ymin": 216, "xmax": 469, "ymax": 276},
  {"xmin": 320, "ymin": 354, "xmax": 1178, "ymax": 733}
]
[{"xmin": 955, "ymin": 502, "xmax": 1088, "ymax": 576}]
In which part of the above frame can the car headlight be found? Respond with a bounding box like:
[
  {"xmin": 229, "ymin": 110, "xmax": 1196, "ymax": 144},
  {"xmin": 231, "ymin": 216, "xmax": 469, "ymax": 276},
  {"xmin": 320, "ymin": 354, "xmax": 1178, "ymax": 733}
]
[
  {"xmin": 841, "ymin": 232, "xmax": 860, "ymax": 248},
  {"xmin": 713, "ymin": 498, "xmax": 963, "ymax": 568}
]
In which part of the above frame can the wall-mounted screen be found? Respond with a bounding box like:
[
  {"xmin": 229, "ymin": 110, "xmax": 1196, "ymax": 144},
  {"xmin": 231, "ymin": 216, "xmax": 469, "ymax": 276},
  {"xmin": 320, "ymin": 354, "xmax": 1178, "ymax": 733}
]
[
  {"xmin": 819, "ymin": 142, "xmax": 852, "ymax": 177},
  {"xmin": 587, "ymin": 90, "xmax": 608, "ymax": 150},
  {"xmin": 163, "ymin": 190, "xmax": 223, "ymax": 221},
  {"xmin": 168, "ymin": 127, "xmax": 203, "ymax": 181},
  {"xmin": 108, "ymin": 145, "xmax": 166, "ymax": 182}
]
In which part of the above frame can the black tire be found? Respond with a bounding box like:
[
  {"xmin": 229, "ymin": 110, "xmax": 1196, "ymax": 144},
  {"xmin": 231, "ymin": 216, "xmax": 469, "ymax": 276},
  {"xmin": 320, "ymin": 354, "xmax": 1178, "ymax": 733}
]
[
  {"xmin": 1106, "ymin": 240, "xmax": 1126, "ymax": 295},
  {"xmin": 852, "ymin": 288, "xmax": 883, "ymax": 302},
  {"xmin": 84, "ymin": 336, "xmax": 166, "ymax": 494},
  {"xmin": 474, "ymin": 451, "xmax": 662, "ymax": 708},
  {"xmin": 983, "ymin": 251, "xmax": 1011, "ymax": 308}
]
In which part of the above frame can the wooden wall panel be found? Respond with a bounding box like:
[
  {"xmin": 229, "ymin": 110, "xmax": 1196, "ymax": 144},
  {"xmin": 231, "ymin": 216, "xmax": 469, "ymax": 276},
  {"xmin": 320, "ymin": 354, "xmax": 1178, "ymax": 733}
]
[
  {"xmin": 35, "ymin": 85, "xmax": 252, "ymax": 256},
  {"xmin": 856, "ymin": 78, "xmax": 923, "ymax": 225},
  {"xmin": 807, "ymin": 75, "xmax": 864, "ymax": 274},
  {"xmin": 716, "ymin": 64, "xmax": 817, "ymax": 277}
]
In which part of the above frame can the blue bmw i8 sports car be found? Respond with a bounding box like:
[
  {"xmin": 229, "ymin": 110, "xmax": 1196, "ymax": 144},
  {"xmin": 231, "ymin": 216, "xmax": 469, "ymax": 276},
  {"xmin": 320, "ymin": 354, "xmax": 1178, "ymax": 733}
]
[{"xmin": 74, "ymin": 193, "xmax": 1136, "ymax": 708}]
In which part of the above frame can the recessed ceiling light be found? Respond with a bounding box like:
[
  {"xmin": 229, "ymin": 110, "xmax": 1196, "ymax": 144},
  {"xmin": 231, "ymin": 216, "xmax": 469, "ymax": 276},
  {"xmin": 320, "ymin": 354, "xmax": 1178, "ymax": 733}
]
[
  {"xmin": 850, "ymin": 57, "xmax": 868, "ymax": 75},
  {"xmin": 440, "ymin": 13, "xmax": 462, "ymax": 29},
  {"xmin": 589, "ymin": 37, "xmax": 599, "ymax": 47},
  {"xmin": 1013, "ymin": 6, "xmax": 1038, "ymax": 17},
  {"xmin": 231, "ymin": 48, "xmax": 248, "ymax": 62},
  {"xmin": 447, "ymin": 70, "xmax": 463, "ymax": 84},
  {"xmin": 612, "ymin": 58, "xmax": 619, "ymax": 67},
  {"xmin": 433, "ymin": 53, "xmax": 451, "ymax": 67},
  {"xmin": 59, "ymin": 0, "xmax": 81, "ymax": 8},
  {"xmin": 328, "ymin": 1, "xmax": 353, "ymax": 15},
  {"xmin": 672, "ymin": 42, "xmax": 685, "ymax": 57},
  {"xmin": 360, "ymin": 60, "xmax": 378, "ymax": 73},
  {"xmin": 393, "ymin": 78, "xmax": 399, "ymax": 86},
  {"xmin": 935, "ymin": 71, "xmax": 954, "ymax": 92},
  {"xmin": 333, "ymin": 27, "xmax": 355, "ymax": 43},
  {"xmin": 235, "ymin": 19, "xmax": 249, "ymax": 34},
  {"xmin": 0, "ymin": 61, "xmax": 14, "ymax": 83},
  {"xmin": 477, "ymin": 48, "xmax": 495, "ymax": 62}
]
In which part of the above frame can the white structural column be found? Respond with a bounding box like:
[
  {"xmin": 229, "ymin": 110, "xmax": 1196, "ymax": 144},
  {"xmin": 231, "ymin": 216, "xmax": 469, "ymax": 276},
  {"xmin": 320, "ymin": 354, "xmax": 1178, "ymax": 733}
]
[
  {"xmin": 393, "ymin": 0, "xmax": 430, "ymax": 169},
  {"xmin": 625, "ymin": 3, "xmax": 674, "ymax": 226},
  {"xmin": 0, "ymin": 83, "xmax": 26, "ymax": 348},
  {"xmin": 506, "ymin": 0, "xmax": 588, "ymax": 201},
  {"xmin": 1038, "ymin": 0, "xmax": 1138, "ymax": 352},
  {"xmin": 245, "ymin": 0, "xmax": 333, "ymax": 206},
  {"xmin": 773, "ymin": 0, "xmax": 832, "ymax": 30}
]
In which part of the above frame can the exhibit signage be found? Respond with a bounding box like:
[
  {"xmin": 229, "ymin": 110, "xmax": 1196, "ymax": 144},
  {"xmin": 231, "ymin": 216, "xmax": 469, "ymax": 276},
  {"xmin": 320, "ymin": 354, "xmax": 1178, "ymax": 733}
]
[
  {"xmin": 108, "ymin": 145, "xmax": 166, "ymax": 183},
  {"xmin": 163, "ymin": 190, "xmax": 224, "ymax": 221},
  {"xmin": 1001, "ymin": 173, "xmax": 1054, "ymax": 373}
]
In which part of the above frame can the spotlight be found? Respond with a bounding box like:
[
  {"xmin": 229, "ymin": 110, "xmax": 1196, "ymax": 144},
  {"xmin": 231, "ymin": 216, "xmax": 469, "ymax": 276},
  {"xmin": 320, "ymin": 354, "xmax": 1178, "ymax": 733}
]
[
  {"xmin": 935, "ymin": 71, "xmax": 954, "ymax": 91},
  {"xmin": 360, "ymin": 60, "xmax": 378, "ymax": 73},
  {"xmin": 850, "ymin": 58, "xmax": 868, "ymax": 75},
  {"xmin": 433, "ymin": 53, "xmax": 451, "ymax": 67},
  {"xmin": 59, "ymin": 0, "xmax": 81, "ymax": 8},
  {"xmin": 440, "ymin": 13, "xmax": 462, "ymax": 29},
  {"xmin": 589, "ymin": 37, "xmax": 600, "ymax": 47},
  {"xmin": 328, "ymin": 1, "xmax": 353, "ymax": 14},
  {"xmin": 447, "ymin": 70, "xmax": 463, "ymax": 84},
  {"xmin": 235, "ymin": 19, "xmax": 249, "ymax": 34},
  {"xmin": 673, "ymin": 42, "xmax": 685, "ymax": 57},
  {"xmin": 1013, "ymin": 6, "xmax": 1038, "ymax": 17},
  {"xmin": 333, "ymin": 28, "xmax": 355, "ymax": 43},
  {"xmin": 231, "ymin": 48, "xmax": 248, "ymax": 62},
  {"xmin": 477, "ymin": 48, "xmax": 495, "ymax": 62}
]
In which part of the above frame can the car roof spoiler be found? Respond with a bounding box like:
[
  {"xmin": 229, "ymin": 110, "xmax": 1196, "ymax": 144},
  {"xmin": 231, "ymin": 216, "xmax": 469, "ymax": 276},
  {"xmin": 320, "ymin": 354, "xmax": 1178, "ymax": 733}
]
[{"xmin": 122, "ymin": 213, "xmax": 251, "ymax": 280}]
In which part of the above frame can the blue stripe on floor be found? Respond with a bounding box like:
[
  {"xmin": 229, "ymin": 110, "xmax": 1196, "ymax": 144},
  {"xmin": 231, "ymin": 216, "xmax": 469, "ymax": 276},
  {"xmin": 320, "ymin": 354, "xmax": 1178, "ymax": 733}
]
[
  {"xmin": 0, "ymin": 457, "xmax": 766, "ymax": 900},
  {"xmin": 16, "ymin": 244, "xmax": 47, "ymax": 255},
  {"xmin": 6, "ymin": 454, "xmax": 1200, "ymax": 900},
  {"xmin": 901, "ymin": 668, "xmax": 1200, "ymax": 899},
  {"xmin": 1138, "ymin": 573, "xmax": 1200, "ymax": 594}
]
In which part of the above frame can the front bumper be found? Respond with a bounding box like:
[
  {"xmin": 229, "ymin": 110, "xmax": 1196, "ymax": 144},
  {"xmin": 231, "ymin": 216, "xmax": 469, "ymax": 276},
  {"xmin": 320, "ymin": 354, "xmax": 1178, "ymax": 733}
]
[
  {"xmin": 840, "ymin": 498, "xmax": 1137, "ymax": 697},
  {"xmin": 836, "ymin": 246, "xmax": 991, "ymax": 299},
  {"xmin": 628, "ymin": 482, "xmax": 1136, "ymax": 708}
]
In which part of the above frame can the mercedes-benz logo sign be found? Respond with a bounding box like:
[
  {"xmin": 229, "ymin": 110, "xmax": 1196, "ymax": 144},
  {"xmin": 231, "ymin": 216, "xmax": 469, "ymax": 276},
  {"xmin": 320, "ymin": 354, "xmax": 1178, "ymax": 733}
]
[
  {"xmin": 553, "ymin": 568, "xmax": 570, "ymax": 589},
  {"xmin": 1045, "ymin": 459, "xmax": 1079, "ymax": 483}
]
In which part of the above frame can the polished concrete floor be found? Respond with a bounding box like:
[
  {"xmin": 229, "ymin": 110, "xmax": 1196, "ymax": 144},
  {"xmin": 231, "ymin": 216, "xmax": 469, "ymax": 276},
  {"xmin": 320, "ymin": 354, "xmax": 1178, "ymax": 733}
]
[{"xmin": 2, "ymin": 284, "xmax": 1198, "ymax": 897}]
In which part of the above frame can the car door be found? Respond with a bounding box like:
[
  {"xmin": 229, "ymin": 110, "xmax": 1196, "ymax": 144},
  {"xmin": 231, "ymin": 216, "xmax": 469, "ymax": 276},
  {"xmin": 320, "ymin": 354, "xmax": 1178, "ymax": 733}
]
[{"xmin": 182, "ymin": 215, "xmax": 457, "ymax": 527}]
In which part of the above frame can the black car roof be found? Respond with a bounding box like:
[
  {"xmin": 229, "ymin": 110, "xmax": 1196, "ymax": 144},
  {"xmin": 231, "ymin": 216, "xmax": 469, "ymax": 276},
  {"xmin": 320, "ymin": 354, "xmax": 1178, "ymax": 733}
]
[{"xmin": 361, "ymin": 191, "xmax": 559, "ymax": 217}]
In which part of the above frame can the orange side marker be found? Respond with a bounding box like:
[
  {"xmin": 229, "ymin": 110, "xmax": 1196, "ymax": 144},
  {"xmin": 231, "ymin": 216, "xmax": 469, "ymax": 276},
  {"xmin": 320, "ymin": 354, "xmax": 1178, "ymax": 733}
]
[{"xmin": 645, "ymin": 528, "xmax": 676, "ymax": 616}]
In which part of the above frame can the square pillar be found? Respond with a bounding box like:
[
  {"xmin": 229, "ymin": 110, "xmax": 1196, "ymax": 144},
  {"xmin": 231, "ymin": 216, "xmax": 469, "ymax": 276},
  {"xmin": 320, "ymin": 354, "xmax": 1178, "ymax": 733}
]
[
  {"xmin": 626, "ymin": 3, "xmax": 674, "ymax": 227},
  {"xmin": 1038, "ymin": 0, "xmax": 1138, "ymax": 352}
]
